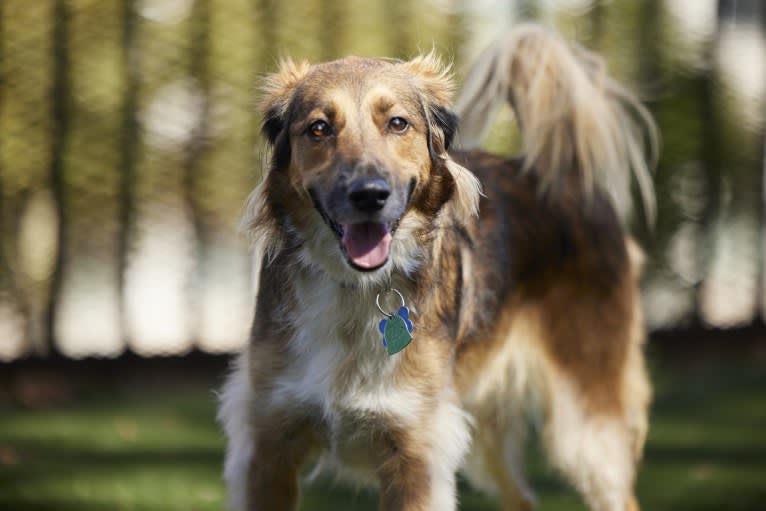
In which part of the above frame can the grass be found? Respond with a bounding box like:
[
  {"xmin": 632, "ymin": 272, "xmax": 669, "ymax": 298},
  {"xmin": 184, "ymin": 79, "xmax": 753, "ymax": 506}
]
[{"xmin": 1, "ymin": 346, "xmax": 765, "ymax": 511}]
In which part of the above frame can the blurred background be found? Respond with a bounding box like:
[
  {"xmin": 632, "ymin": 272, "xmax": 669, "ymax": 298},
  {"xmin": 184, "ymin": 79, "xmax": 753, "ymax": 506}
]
[
  {"xmin": 0, "ymin": 0, "xmax": 764, "ymax": 510},
  {"xmin": 1, "ymin": 0, "xmax": 765, "ymax": 361}
]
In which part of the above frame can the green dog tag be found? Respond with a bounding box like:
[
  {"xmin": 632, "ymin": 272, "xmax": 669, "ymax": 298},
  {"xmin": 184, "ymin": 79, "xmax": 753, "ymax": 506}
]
[
  {"xmin": 384, "ymin": 315, "xmax": 413, "ymax": 355},
  {"xmin": 378, "ymin": 305, "xmax": 414, "ymax": 355}
]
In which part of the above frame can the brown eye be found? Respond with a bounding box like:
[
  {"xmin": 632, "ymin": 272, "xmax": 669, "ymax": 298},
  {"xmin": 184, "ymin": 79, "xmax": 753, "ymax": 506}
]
[
  {"xmin": 309, "ymin": 120, "xmax": 331, "ymax": 140},
  {"xmin": 388, "ymin": 117, "xmax": 409, "ymax": 134}
]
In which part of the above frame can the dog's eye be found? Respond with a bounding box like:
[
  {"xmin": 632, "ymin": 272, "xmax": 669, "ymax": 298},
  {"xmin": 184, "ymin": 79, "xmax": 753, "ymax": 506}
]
[
  {"xmin": 308, "ymin": 120, "xmax": 331, "ymax": 140},
  {"xmin": 388, "ymin": 117, "xmax": 409, "ymax": 134}
]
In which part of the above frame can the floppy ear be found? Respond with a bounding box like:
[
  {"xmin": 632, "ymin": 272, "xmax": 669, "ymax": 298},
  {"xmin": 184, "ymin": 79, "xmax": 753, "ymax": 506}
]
[
  {"xmin": 259, "ymin": 58, "xmax": 312, "ymax": 145},
  {"xmin": 400, "ymin": 52, "xmax": 481, "ymax": 221}
]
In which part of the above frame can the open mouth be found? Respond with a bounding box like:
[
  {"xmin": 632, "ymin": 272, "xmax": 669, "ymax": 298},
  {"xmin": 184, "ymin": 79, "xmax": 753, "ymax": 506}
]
[
  {"xmin": 340, "ymin": 222, "xmax": 393, "ymax": 271},
  {"xmin": 309, "ymin": 189, "xmax": 402, "ymax": 272},
  {"xmin": 320, "ymin": 215, "xmax": 397, "ymax": 272}
]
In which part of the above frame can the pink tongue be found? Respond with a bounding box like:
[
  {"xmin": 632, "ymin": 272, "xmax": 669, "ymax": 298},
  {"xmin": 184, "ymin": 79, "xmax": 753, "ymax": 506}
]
[{"xmin": 341, "ymin": 222, "xmax": 392, "ymax": 269}]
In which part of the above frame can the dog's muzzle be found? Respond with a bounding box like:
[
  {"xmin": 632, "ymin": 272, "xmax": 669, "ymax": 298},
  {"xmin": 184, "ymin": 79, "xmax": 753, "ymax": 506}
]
[
  {"xmin": 340, "ymin": 178, "xmax": 393, "ymax": 270},
  {"xmin": 310, "ymin": 176, "xmax": 409, "ymax": 272}
]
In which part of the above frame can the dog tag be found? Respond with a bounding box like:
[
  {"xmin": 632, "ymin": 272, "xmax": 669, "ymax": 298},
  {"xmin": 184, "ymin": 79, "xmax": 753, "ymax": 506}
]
[{"xmin": 378, "ymin": 306, "xmax": 413, "ymax": 355}]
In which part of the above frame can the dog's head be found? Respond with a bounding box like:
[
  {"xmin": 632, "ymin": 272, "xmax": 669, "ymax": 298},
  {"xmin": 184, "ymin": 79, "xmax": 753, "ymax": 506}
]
[{"xmin": 253, "ymin": 54, "xmax": 480, "ymax": 281}]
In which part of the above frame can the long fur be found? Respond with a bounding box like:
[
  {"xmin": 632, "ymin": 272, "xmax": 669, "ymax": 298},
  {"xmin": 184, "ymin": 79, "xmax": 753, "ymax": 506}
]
[
  {"xmin": 455, "ymin": 24, "xmax": 658, "ymax": 222},
  {"xmin": 220, "ymin": 22, "xmax": 655, "ymax": 511},
  {"xmin": 406, "ymin": 52, "xmax": 483, "ymax": 224}
]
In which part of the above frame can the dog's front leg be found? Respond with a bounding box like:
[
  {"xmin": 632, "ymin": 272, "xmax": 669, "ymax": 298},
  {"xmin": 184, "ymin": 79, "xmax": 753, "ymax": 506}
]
[
  {"xmin": 246, "ymin": 421, "xmax": 317, "ymax": 511},
  {"xmin": 375, "ymin": 428, "xmax": 456, "ymax": 511}
]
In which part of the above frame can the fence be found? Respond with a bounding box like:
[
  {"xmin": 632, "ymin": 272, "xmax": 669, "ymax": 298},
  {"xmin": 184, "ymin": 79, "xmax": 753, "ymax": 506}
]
[{"xmin": 0, "ymin": 0, "xmax": 764, "ymax": 360}]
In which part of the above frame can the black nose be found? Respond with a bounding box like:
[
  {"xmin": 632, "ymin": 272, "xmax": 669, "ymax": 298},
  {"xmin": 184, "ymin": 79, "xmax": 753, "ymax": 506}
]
[{"xmin": 348, "ymin": 178, "xmax": 391, "ymax": 213}]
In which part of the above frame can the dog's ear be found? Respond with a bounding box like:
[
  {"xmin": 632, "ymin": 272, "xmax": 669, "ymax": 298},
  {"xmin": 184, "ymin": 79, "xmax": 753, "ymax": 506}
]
[
  {"xmin": 428, "ymin": 104, "xmax": 458, "ymax": 151},
  {"xmin": 400, "ymin": 52, "xmax": 457, "ymax": 153},
  {"xmin": 260, "ymin": 58, "xmax": 312, "ymax": 145},
  {"xmin": 401, "ymin": 52, "xmax": 481, "ymax": 222}
]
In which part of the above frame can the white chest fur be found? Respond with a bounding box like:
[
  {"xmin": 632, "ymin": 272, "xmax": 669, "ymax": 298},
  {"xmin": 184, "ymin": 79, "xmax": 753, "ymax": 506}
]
[
  {"xmin": 221, "ymin": 270, "xmax": 472, "ymax": 508},
  {"xmin": 267, "ymin": 273, "xmax": 424, "ymax": 471}
]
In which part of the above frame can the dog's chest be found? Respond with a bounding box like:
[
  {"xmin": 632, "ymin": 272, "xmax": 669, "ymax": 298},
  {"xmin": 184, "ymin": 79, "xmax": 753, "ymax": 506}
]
[{"xmin": 269, "ymin": 278, "xmax": 423, "ymax": 467}]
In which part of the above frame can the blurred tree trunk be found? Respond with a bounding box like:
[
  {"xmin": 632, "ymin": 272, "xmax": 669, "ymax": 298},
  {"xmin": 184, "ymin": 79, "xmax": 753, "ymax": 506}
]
[
  {"xmin": 754, "ymin": 2, "xmax": 766, "ymax": 319},
  {"xmin": 0, "ymin": 5, "xmax": 30, "ymax": 350},
  {"xmin": 255, "ymin": 0, "xmax": 277, "ymax": 64},
  {"xmin": 254, "ymin": 0, "xmax": 279, "ymax": 174},
  {"xmin": 761, "ymin": 127, "xmax": 766, "ymax": 319},
  {"xmin": 0, "ymin": 0, "xmax": 7, "ymax": 285},
  {"xmin": 692, "ymin": 2, "xmax": 724, "ymax": 325},
  {"xmin": 319, "ymin": 0, "xmax": 345, "ymax": 61},
  {"xmin": 384, "ymin": 1, "xmax": 412, "ymax": 59},
  {"xmin": 255, "ymin": 0, "xmax": 279, "ymax": 65},
  {"xmin": 635, "ymin": 0, "xmax": 663, "ymax": 245},
  {"xmin": 444, "ymin": 0, "xmax": 468, "ymax": 64},
  {"xmin": 588, "ymin": 0, "xmax": 606, "ymax": 49},
  {"xmin": 44, "ymin": 0, "xmax": 71, "ymax": 357},
  {"xmin": 184, "ymin": 0, "xmax": 212, "ymax": 347},
  {"xmin": 0, "ymin": 3, "xmax": 21, "ymax": 343},
  {"xmin": 118, "ymin": 0, "xmax": 140, "ymax": 347},
  {"xmin": 636, "ymin": 0, "xmax": 662, "ymax": 131}
]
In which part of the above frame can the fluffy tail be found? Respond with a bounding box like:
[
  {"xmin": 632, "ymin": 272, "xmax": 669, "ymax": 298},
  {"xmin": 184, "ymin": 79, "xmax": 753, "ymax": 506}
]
[{"xmin": 455, "ymin": 24, "xmax": 658, "ymax": 222}]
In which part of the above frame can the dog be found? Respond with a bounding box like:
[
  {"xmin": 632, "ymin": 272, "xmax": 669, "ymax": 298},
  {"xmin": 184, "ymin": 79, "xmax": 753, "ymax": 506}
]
[{"xmin": 219, "ymin": 23, "xmax": 655, "ymax": 511}]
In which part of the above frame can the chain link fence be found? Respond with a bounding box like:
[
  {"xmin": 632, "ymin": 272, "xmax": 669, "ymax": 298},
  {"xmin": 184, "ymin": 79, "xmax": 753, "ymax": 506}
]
[{"xmin": 0, "ymin": 0, "xmax": 764, "ymax": 361}]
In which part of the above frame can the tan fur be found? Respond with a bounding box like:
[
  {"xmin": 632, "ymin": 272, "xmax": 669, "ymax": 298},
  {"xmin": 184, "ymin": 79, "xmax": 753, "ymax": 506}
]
[
  {"xmin": 220, "ymin": 23, "xmax": 654, "ymax": 511},
  {"xmin": 260, "ymin": 58, "xmax": 312, "ymax": 123}
]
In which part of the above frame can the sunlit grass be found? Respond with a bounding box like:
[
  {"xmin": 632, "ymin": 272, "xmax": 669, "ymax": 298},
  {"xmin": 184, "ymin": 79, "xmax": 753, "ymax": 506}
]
[{"xmin": 1, "ymin": 351, "xmax": 764, "ymax": 510}]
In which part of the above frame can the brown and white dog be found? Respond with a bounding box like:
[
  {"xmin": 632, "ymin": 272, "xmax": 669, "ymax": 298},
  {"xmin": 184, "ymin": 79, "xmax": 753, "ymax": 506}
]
[{"xmin": 219, "ymin": 24, "xmax": 655, "ymax": 511}]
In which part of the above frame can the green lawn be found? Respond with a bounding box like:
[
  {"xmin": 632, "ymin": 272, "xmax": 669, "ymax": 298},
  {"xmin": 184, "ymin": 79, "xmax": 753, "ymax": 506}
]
[{"xmin": 1, "ymin": 348, "xmax": 764, "ymax": 511}]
